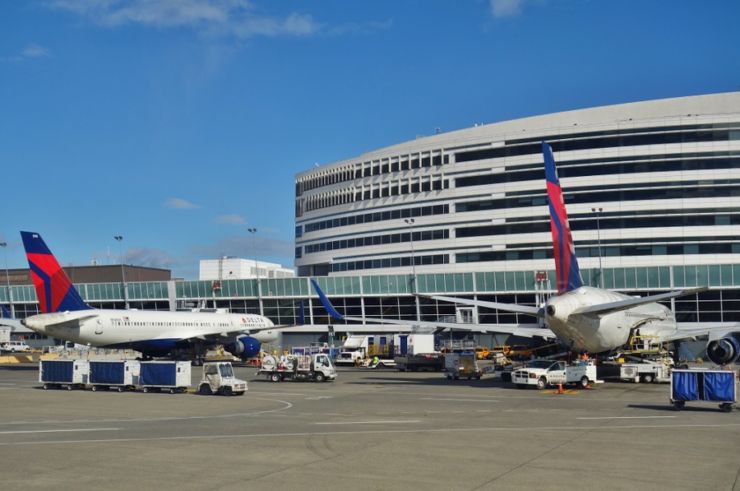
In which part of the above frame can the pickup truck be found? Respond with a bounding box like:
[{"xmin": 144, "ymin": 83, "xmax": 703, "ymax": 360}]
[{"xmin": 512, "ymin": 360, "xmax": 597, "ymax": 389}]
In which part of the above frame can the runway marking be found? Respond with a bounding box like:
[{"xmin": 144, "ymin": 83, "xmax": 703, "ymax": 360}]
[
  {"xmin": 0, "ymin": 428, "xmax": 119, "ymax": 435},
  {"xmin": 314, "ymin": 420, "xmax": 421, "ymax": 425},
  {"xmin": 0, "ymin": 397, "xmax": 293, "ymax": 427},
  {"xmin": 4, "ymin": 423, "xmax": 740, "ymax": 446},
  {"xmin": 577, "ymin": 416, "xmax": 677, "ymax": 420},
  {"xmin": 420, "ymin": 397, "xmax": 499, "ymax": 403}
]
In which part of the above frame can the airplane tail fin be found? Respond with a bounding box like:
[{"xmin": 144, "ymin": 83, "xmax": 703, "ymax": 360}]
[
  {"xmin": 310, "ymin": 279, "xmax": 344, "ymax": 320},
  {"xmin": 543, "ymin": 142, "xmax": 583, "ymax": 294},
  {"xmin": 20, "ymin": 231, "xmax": 92, "ymax": 313}
]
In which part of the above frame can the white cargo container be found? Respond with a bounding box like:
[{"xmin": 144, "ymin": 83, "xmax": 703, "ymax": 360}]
[
  {"xmin": 139, "ymin": 361, "xmax": 191, "ymax": 393},
  {"xmin": 89, "ymin": 360, "xmax": 141, "ymax": 392},
  {"xmin": 39, "ymin": 359, "xmax": 90, "ymax": 390}
]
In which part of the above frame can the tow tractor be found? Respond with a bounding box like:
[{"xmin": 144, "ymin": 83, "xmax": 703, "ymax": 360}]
[
  {"xmin": 512, "ymin": 359, "xmax": 599, "ymax": 389},
  {"xmin": 197, "ymin": 361, "xmax": 247, "ymax": 396}
]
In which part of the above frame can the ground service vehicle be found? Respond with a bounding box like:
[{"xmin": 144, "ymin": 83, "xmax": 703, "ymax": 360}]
[
  {"xmin": 1, "ymin": 340, "xmax": 31, "ymax": 352},
  {"xmin": 259, "ymin": 353, "xmax": 336, "ymax": 382},
  {"xmin": 39, "ymin": 359, "xmax": 90, "ymax": 390},
  {"xmin": 139, "ymin": 361, "xmax": 191, "ymax": 393},
  {"xmin": 335, "ymin": 350, "xmax": 364, "ymax": 366},
  {"xmin": 198, "ymin": 361, "xmax": 247, "ymax": 395},
  {"xmin": 445, "ymin": 352, "xmax": 482, "ymax": 380},
  {"xmin": 512, "ymin": 360, "xmax": 597, "ymax": 389},
  {"xmin": 619, "ymin": 359, "xmax": 672, "ymax": 383}
]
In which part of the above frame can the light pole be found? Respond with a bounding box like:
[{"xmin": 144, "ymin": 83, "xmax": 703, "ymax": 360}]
[
  {"xmin": 247, "ymin": 228, "xmax": 262, "ymax": 315},
  {"xmin": 0, "ymin": 242, "xmax": 12, "ymax": 318},
  {"xmin": 114, "ymin": 235, "xmax": 128, "ymax": 309},
  {"xmin": 404, "ymin": 218, "xmax": 421, "ymax": 321},
  {"xmin": 591, "ymin": 208, "xmax": 604, "ymax": 288}
]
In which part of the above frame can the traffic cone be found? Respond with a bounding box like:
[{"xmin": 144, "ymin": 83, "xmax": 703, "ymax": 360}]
[{"xmin": 557, "ymin": 383, "xmax": 564, "ymax": 394}]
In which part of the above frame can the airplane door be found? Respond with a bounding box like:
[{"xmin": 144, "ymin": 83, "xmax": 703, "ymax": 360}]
[{"xmin": 95, "ymin": 319, "xmax": 103, "ymax": 335}]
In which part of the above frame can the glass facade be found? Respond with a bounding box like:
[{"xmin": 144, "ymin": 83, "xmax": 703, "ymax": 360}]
[{"xmin": 5, "ymin": 264, "xmax": 740, "ymax": 322}]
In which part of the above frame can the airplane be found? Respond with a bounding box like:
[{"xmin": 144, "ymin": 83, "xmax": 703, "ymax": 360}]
[
  {"xmin": 18, "ymin": 231, "xmax": 291, "ymax": 362},
  {"xmin": 311, "ymin": 142, "xmax": 740, "ymax": 365}
]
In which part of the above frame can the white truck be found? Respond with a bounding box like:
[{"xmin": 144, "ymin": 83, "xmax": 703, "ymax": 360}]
[
  {"xmin": 619, "ymin": 359, "xmax": 673, "ymax": 383},
  {"xmin": 258, "ymin": 353, "xmax": 337, "ymax": 382},
  {"xmin": 512, "ymin": 360, "xmax": 598, "ymax": 389},
  {"xmin": 197, "ymin": 361, "xmax": 247, "ymax": 396},
  {"xmin": 335, "ymin": 335, "xmax": 369, "ymax": 366},
  {"xmin": 444, "ymin": 352, "xmax": 482, "ymax": 380}
]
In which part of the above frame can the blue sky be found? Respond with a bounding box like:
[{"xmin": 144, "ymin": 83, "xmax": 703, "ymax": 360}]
[{"xmin": 2, "ymin": 0, "xmax": 739, "ymax": 279}]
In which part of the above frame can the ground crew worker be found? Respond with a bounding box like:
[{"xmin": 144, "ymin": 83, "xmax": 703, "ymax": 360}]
[{"xmin": 373, "ymin": 355, "xmax": 380, "ymax": 366}]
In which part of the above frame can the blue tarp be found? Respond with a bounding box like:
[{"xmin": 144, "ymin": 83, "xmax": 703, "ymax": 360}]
[
  {"xmin": 672, "ymin": 371, "xmax": 699, "ymax": 401},
  {"xmin": 42, "ymin": 361, "xmax": 73, "ymax": 383},
  {"xmin": 90, "ymin": 362, "xmax": 125, "ymax": 384},
  {"xmin": 140, "ymin": 363, "xmax": 176, "ymax": 386},
  {"xmin": 703, "ymin": 372, "xmax": 735, "ymax": 402}
]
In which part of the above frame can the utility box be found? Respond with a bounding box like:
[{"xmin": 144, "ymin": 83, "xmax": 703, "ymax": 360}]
[
  {"xmin": 139, "ymin": 361, "xmax": 191, "ymax": 393},
  {"xmin": 89, "ymin": 360, "xmax": 140, "ymax": 392},
  {"xmin": 39, "ymin": 359, "xmax": 89, "ymax": 390}
]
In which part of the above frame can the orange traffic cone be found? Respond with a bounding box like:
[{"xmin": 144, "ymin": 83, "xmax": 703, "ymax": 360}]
[{"xmin": 557, "ymin": 383, "xmax": 564, "ymax": 394}]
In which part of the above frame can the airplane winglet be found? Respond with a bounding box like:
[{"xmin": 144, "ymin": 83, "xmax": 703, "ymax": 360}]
[{"xmin": 310, "ymin": 279, "xmax": 345, "ymax": 320}]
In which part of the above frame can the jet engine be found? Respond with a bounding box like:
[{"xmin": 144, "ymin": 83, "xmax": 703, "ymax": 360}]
[
  {"xmin": 706, "ymin": 335, "xmax": 740, "ymax": 365},
  {"xmin": 226, "ymin": 334, "xmax": 261, "ymax": 359}
]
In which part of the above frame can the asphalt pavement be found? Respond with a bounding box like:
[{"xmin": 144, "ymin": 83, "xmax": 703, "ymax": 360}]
[{"xmin": 1, "ymin": 364, "xmax": 739, "ymax": 490}]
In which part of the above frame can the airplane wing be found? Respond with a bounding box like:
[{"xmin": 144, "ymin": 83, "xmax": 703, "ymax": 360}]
[
  {"xmin": 573, "ymin": 287, "xmax": 708, "ymax": 316},
  {"xmin": 0, "ymin": 318, "xmax": 24, "ymax": 331},
  {"xmin": 424, "ymin": 295, "xmax": 544, "ymax": 317},
  {"xmin": 310, "ymin": 280, "xmax": 556, "ymax": 339}
]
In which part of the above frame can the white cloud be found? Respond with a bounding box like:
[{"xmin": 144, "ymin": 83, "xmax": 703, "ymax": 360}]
[
  {"xmin": 2, "ymin": 43, "xmax": 52, "ymax": 62},
  {"xmin": 22, "ymin": 44, "xmax": 51, "ymax": 58},
  {"xmin": 124, "ymin": 247, "xmax": 178, "ymax": 268},
  {"xmin": 215, "ymin": 214, "xmax": 246, "ymax": 225},
  {"xmin": 50, "ymin": 0, "xmax": 322, "ymax": 38},
  {"xmin": 490, "ymin": 0, "xmax": 526, "ymax": 18},
  {"xmin": 164, "ymin": 197, "xmax": 200, "ymax": 209}
]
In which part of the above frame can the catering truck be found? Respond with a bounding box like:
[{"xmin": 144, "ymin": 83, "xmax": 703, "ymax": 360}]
[
  {"xmin": 512, "ymin": 360, "xmax": 598, "ymax": 389},
  {"xmin": 334, "ymin": 335, "xmax": 369, "ymax": 366},
  {"xmin": 258, "ymin": 353, "xmax": 336, "ymax": 382},
  {"xmin": 39, "ymin": 359, "xmax": 90, "ymax": 390},
  {"xmin": 139, "ymin": 361, "xmax": 191, "ymax": 393},
  {"xmin": 394, "ymin": 334, "xmax": 443, "ymax": 372}
]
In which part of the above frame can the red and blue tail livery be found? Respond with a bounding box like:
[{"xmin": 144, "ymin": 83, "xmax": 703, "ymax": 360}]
[
  {"xmin": 543, "ymin": 143, "xmax": 583, "ymax": 294},
  {"xmin": 20, "ymin": 231, "xmax": 91, "ymax": 313}
]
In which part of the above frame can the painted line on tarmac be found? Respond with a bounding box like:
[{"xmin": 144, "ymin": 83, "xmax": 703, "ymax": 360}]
[
  {"xmin": 577, "ymin": 416, "xmax": 677, "ymax": 420},
  {"xmin": 4, "ymin": 422, "xmax": 740, "ymax": 446},
  {"xmin": 420, "ymin": 397, "xmax": 499, "ymax": 403},
  {"xmin": 314, "ymin": 420, "xmax": 421, "ymax": 425},
  {"xmin": 0, "ymin": 397, "xmax": 294, "ymax": 427},
  {"xmin": 0, "ymin": 428, "xmax": 119, "ymax": 435}
]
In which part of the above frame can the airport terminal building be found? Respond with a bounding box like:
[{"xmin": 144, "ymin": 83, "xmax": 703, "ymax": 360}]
[{"xmin": 4, "ymin": 93, "xmax": 740, "ymax": 347}]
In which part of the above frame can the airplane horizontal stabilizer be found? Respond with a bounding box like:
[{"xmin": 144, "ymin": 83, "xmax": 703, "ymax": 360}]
[
  {"xmin": 574, "ymin": 287, "xmax": 708, "ymax": 317},
  {"xmin": 425, "ymin": 295, "xmax": 544, "ymax": 317}
]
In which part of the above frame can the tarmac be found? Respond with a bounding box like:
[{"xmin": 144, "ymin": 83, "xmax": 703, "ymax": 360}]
[{"xmin": 1, "ymin": 364, "xmax": 739, "ymax": 491}]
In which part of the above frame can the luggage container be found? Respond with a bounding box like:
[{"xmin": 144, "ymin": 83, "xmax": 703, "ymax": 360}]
[
  {"xmin": 445, "ymin": 352, "xmax": 482, "ymax": 380},
  {"xmin": 89, "ymin": 360, "xmax": 140, "ymax": 392},
  {"xmin": 670, "ymin": 368, "xmax": 737, "ymax": 412},
  {"xmin": 39, "ymin": 359, "xmax": 89, "ymax": 390},
  {"xmin": 139, "ymin": 361, "xmax": 191, "ymax": 393}
]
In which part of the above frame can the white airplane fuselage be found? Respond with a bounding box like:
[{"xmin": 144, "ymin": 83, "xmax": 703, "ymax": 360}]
[
  {"xmin": 545, "ymin": 286, "xmax": 674, "ymax": 353},
  {"xmin": 22, "ymin": 309, "xmax": 277, "ymax": 352}
]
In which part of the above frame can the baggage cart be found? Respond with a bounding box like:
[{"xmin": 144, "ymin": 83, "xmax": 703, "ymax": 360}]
[
  {"xmin": 139, "ymin": 361, "xmax": 191, "ymax": 393},
  {"xmin": 89, "ymin": 360, "xmax": 140, "ymax": 392},
  {"xmin": 39, "ymin": 359, "xmax": 89, "ymax": 390},
  {"xmin": 670, "ymin": 368, "xmax": 737, "ymax": 412}
]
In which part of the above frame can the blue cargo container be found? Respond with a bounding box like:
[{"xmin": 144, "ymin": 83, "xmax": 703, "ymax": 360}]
[
  {"xmin": 39, "ymin": 360, "xmax": 89, "ymax": 390},
  {"xmin": 89, "ymin": 360, "xmax": 140, "ymax": 392},
  {"xmin": 671, "ymin": 368, "xmax": 737, "ymax": 412},
  {"xmin": 139, "ymin": 361, "xmax": 191, "ymax": 393}
]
